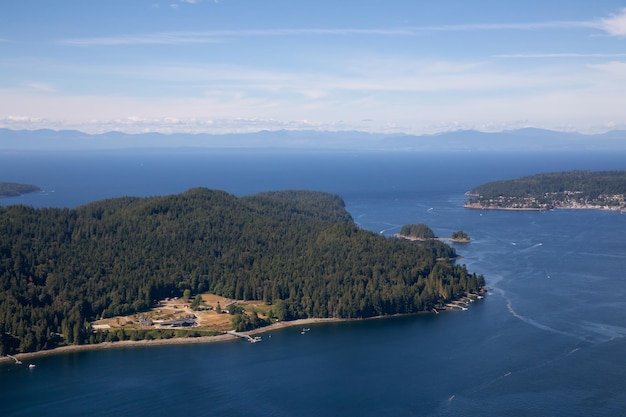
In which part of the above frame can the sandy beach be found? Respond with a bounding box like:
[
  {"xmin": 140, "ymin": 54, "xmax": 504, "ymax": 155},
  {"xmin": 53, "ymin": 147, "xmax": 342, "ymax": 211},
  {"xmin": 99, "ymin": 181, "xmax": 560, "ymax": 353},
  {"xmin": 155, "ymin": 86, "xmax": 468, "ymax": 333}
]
[
  {"xmin": 0, "ymin": 317, "xmax": 344, "ymax": 365},
  {"xmin": 1, "ymin": 301, "xmax": 486, "ymax": 365}
]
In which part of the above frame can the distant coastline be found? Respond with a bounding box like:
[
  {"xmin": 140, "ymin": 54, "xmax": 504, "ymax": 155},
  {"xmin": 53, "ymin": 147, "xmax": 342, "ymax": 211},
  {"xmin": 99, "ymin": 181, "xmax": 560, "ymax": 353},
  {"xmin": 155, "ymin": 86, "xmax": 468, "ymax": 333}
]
[
  {"xmin": 464, "ymin": 171, "xmax": 626, "ymax": 212},
  {"xmin": 464, "ymin": 200, "xmax": 626, "ymax": 212},
  {"xmin": 0, "ymin": 182, "xmax": 41, "ymax": 198}
]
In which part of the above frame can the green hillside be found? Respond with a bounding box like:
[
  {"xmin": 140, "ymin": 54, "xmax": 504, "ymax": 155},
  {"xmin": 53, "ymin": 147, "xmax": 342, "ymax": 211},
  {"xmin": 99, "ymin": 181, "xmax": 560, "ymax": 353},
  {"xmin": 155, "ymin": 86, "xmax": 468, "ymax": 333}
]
[{"xmin": 0, "ymin": 188, "xmax": 484, "ymax": 354}]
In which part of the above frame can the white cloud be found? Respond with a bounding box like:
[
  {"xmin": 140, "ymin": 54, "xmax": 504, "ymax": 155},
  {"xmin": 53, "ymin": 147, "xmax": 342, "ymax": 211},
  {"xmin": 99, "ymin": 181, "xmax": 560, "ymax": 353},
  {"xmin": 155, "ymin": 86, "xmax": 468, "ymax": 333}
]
[
  {"xmin": 5, "ymin": 115, "xmax": 38, "ymax": 122},
  {"xmin": 8, "ymin": 7, "xmax": 626, "ymax": 136},
  {"xmin": 587, "ymin": 60, "xmax": 626, "ymax": 79},
  {"xmin": 2, "ymin": 56, "xmax": 624, "ymax": 136},
  {"xmin": 596, "ymin": 8, "xmax": 626, "ymax": 36},
  {"xmin": 5, "ymin": 54, "xmax": 623, "ymax": 135}
]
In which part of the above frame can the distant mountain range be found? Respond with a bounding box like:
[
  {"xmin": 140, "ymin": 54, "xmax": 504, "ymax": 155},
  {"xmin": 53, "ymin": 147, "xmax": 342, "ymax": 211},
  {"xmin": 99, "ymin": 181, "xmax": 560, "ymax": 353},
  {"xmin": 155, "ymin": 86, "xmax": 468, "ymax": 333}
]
[{"xmin": 1, "ymin": 127, "xmax": 625, "ymax": 152}]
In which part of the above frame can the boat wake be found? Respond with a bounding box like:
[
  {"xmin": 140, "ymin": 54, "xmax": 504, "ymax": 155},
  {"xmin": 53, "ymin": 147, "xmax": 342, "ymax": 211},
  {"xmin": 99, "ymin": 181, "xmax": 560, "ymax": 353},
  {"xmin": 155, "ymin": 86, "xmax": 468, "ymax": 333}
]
[
  {"xmin": 520, "ymin": 242, "xmax": 543, "ymax": 252},
  {"xmin": 503, "ymin": 298, "xmax": 571, "ymax": 337},
  {"xmin": 378, "ymin": 222, "xmax": 402, "ymax": 235},
  {"xmin": 501, "ymin": 293, "xmax": 626, "ymax": 345},
  {"xmin": 578, "ymin": 321, "xmax": 626, "ymax": 343}
]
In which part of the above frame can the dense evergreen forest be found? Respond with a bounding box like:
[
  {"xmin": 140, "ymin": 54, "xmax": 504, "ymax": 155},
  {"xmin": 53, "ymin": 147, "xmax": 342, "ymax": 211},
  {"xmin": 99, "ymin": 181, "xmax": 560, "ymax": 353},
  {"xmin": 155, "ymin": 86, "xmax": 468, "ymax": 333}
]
[
  {"xmin": 465, "ymin": 170, "xmax": 626, "ymax": 210},
  {"xmin": 0, "ymin": 188, "xmax": 484, "ymax": 354},
  {"xmin": 399, "ymin": 224, "xmax": 436, "ymax": 239},
  {"xmin": 0, "ymin": 182, "xmax": 41, "ymax": 197}
]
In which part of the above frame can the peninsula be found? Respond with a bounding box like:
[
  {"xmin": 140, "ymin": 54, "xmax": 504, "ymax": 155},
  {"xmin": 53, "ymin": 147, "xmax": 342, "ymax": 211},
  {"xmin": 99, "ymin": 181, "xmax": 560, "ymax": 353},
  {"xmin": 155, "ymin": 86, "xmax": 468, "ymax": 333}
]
[
  {"xmin": 464, "ymin": 170, "xmax": 626, "ymax": 211},
  {"xmin": 0, "ymin": 182, "xmax": 41, "ymax": 197},
  {"xmin": 0, "ymin": 188, "xmax": 484, "ymax": 356}
]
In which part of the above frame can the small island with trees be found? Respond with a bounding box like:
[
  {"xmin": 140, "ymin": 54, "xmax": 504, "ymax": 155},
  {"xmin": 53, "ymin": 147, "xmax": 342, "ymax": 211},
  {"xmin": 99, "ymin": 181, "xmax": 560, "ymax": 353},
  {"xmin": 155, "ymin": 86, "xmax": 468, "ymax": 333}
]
[
  {"xmin": 464, "ymin": 170, "xmax": 626, "ymax": 211},
  {"xmin": 395, "ymin": 224, "xmax": 471, "ymax": 243},
  {"xmin": 0, "ymin": 188, "xmax": 485, "ymax": 357},
  {"xmin": 0, "ymin": 182, "xmax": 41, "ymax": 198}
]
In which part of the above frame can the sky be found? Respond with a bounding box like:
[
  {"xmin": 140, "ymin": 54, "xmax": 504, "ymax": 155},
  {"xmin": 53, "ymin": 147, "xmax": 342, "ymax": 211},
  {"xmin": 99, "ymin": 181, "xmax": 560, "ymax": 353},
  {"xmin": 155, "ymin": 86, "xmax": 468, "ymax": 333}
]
[{"xmin": 2, "ymin": 0, "xmax": 626, "ymax": 135}]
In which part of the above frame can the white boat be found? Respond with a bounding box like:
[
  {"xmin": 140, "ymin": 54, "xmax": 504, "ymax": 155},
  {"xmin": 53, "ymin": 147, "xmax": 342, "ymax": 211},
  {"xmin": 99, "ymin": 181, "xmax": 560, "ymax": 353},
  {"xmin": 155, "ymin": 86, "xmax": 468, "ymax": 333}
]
[{"xmin": 28, "ymin": 364, "xmax": 36, "ymax": 369}]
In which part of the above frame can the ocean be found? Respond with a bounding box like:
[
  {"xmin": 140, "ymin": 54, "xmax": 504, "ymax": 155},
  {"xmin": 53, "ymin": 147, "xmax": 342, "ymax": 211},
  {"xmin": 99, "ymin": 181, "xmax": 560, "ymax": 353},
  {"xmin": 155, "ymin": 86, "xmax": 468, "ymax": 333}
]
[{"xmin": 1, "ymin": 149, "xmax": 626, "ymax": 416}]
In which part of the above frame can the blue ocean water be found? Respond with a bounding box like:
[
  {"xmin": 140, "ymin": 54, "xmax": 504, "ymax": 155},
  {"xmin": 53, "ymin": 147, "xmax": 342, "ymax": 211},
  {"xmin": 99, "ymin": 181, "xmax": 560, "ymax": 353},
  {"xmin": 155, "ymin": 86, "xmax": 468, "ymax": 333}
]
[{"xmin": 1, "ymin": 149, "xmax": 626, "ymax": 416}]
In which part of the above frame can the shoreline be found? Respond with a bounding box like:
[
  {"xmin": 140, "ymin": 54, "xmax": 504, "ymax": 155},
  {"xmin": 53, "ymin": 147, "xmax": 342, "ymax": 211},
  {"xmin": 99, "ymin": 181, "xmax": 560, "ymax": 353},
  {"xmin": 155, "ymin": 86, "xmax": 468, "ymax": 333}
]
[
  {"xmin": 1, "ymin": 287, "xmax": 487, "ymax": 365},
  {"xmin": 464, "ymin": 203, "xmax": 625, "ymax": 212},
  {"xmin": 1, "ymin": 308, "xmax": 478, "ymax": 365},
  {"xmin": 394, "ymin": 233, "xmax": 471, "ymax": 244},
  {"xmin": 0, "ymin": 317, "xmax": 347, "ymax": 365}
]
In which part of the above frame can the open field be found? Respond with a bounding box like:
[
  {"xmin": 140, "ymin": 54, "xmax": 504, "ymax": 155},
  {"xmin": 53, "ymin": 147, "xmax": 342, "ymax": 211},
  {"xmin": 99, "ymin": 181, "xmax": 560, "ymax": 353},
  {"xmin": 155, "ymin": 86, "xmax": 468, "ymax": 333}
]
[{"xmin": 91, "ymin": 293, "xmax": 273, "ymax": 333}]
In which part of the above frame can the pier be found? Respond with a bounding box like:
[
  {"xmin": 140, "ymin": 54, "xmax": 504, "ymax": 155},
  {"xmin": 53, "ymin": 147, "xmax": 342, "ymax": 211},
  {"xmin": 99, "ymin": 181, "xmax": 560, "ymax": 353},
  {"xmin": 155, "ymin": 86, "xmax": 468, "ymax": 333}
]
[
  {"xmin": 6, "ymin": 354, "xmax": 22, "ymax": 364},
  {"xmin": 445, "ymin": 301, "xmax": 468, "ymax": 311},
  {"xmin": 226, "ymin": 330, "xmax": 262, "ymax": 343}
]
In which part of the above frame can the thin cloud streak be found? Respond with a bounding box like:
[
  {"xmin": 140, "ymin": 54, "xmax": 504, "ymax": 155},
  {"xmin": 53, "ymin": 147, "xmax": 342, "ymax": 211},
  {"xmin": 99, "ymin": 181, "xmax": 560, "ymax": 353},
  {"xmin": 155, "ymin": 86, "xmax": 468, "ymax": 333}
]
[
  {"xmin": 415, "ymin": 21, "xmax": 595, "ymax": 32},
  {"xmin": 59, "ymin": 28, "xmax": 416, "ymax": 46},
  {"xmin": 57, "ymin": 12, "xmax": 625, "ymax": 47},
  {"xmin": 60, "ymin": 32, "xmax": 224, "ymax": 46},
  {"xmin": 494, "ymin": 53, "xmax": 626, "ymax": 59}
]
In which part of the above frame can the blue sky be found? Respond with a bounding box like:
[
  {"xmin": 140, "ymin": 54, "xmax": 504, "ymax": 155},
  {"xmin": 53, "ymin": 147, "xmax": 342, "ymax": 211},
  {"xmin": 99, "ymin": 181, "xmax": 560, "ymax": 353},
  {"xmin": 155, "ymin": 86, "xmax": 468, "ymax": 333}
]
[{"xmin": 2, "ymin": 0, "xmax": 626, "ymax": 134}]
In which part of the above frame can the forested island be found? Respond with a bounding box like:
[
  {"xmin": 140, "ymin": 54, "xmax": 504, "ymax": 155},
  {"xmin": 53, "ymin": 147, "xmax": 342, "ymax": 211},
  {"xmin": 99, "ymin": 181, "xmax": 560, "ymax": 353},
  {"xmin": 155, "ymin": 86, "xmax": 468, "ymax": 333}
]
[
  {"xmin": 396, "ymin": 224, "xmax": 471, "ymax": 243},
  {"xmin": 465, "ymin": 170, "xmax": 626, "ymax": 211},
  {"xmin": 0, "ymin": 182, "xmax": 41, "ymax": 197},
  {"xmin": 0, "ymin": 188, "xmax": 484, "ymax": 355}
]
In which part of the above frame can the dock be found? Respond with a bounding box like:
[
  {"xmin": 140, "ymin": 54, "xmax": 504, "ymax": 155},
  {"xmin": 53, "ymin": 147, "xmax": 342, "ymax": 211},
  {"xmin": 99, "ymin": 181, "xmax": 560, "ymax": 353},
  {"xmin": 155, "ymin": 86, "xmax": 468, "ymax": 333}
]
[
  {"xmin": 6, "ymin": 354, "xmax": 22, "ymax": 364},
  {"xmin": 443, "ymin": 292, "xmax": 485, "ymax": 311},
  {"xmin": 226, "ymin": 330, "xmax": 262, "ymax": 343}
]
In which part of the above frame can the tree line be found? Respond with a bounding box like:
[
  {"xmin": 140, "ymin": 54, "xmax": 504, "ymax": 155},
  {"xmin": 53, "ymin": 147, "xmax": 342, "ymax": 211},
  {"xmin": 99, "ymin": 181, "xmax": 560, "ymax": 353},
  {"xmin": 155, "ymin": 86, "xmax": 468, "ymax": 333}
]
[
  {"xmin": 467, "ymin": 170, "xmax": 626, "ymax": 202},
  {"xmin": 0, "ymin": 188, "xmax": 484, "ymax": 354}
]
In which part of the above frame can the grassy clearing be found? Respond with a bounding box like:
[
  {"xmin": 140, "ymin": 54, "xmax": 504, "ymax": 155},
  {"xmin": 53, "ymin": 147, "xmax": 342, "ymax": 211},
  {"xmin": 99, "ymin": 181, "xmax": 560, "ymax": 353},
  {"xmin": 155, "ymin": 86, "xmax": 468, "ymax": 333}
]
[{"xmin": 91, "ymin": 293, "xmax": 273, "ymax": 334}]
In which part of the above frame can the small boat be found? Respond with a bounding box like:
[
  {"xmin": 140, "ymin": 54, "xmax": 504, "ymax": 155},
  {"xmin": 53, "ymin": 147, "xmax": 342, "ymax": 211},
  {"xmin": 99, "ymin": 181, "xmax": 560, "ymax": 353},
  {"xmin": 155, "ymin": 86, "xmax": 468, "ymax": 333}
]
[{"xmin": 28, "ymin": 364, "xmax": 36, "ymax": 369}]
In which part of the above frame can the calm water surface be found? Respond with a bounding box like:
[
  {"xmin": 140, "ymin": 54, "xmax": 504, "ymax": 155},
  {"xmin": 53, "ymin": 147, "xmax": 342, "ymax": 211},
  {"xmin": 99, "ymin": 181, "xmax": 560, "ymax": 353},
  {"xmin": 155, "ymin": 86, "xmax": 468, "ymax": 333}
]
[{"xmin": 1, "ymin": 150, "xmax": 626, "ymax": 416}]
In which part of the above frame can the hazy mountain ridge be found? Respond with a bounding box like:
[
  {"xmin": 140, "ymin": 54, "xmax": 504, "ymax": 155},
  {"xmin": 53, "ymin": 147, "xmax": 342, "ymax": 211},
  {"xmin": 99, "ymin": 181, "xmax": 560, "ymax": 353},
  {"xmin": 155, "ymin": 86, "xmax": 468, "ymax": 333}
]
[{"xmin": 1, "ymin": 128, "xmax": 625, "ymax": 152}]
